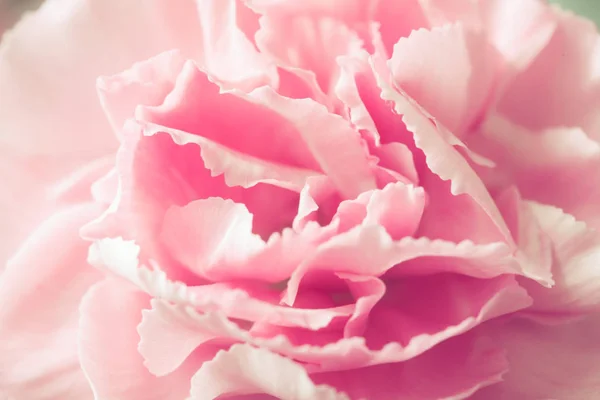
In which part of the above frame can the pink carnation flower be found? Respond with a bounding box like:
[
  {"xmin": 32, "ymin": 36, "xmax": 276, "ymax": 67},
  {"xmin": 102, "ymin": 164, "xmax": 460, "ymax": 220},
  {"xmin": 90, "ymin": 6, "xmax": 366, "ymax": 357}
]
[{"xmin": 1, "ymin": 0, "xmax": 600, "ymax": 399}]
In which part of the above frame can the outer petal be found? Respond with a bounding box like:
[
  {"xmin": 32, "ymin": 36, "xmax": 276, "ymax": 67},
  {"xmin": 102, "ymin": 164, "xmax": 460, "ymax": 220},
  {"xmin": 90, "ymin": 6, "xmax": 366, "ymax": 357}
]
[
  {"xmin": 496, "ymin": 6, "xmax": 600, "ymax": 134},
  {"xmin": 518, "ymin": 203, "xmax": 600, "ymax": 318},
  {"xmin": 189, "ymin": 344, "xmax": 349, "ymax": 400},
  {"xmin": 78, "ymin": 278, "xmax": 206, "ymax": 400},
  {"xmin": 97, "ymin": 50, "xmax": 187, "ymax": 135},
  {"xmin": 471, "ymin": 315, "xmax": 600, "ymax": 399},
  {"xmin": 0, "ymin": 0, "xmax": 201, "ymax": 156},
  {"xmin": 389, "ymin": 24, "xmax": 499, "ymax": 137},
  {"xmin": 470, "ymin": 115, "xmax": 600, "ymax": 230},
  {"xmin": 0, "ymin": 203, "xmax": 104, "ymax": 399},
  {"xmin": 313, "ymin": 329, "xmax": 508, "ymax": 400},
  {"xmin": 478, "ymin": 0, "xmax": 556, "ymax": 71}
]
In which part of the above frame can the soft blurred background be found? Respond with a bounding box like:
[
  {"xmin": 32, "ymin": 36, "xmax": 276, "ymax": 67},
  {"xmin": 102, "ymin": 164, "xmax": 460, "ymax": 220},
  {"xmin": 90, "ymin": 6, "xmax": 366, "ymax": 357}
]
[{"xmin": 0, "ymin": 0, "xmax": 599, "ymax": 39}]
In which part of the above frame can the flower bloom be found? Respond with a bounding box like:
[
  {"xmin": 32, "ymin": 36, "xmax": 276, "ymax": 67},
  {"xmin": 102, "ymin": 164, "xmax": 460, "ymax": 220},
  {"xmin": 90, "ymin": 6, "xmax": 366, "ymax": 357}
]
[{"xmin": 1, "ymin": 0, "xmax": 600, "ymax": 399}]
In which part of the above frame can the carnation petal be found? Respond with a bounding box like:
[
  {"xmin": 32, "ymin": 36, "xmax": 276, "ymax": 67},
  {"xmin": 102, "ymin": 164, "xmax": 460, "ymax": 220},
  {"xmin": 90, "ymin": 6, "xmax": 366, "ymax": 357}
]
[
  {"xmin": 478, "ymin": 0, "xmax": 556, "ymax": 70},
  {"xmin": 496, "ymin": 6, "xmax": 600, "ymax": 133},
  {"xmin": 142, "ymin": 121, "xmax": 319, "ymax": 191},
  {"xmin": 0, "ymin": 0, "xmax": 201, "ymax": 157},
  {"xmin": 97, "ymin": 50, "xmax": 187, "ymax": 136},
  {"xmin": 139, "ymin": 273, "xmax": 528, "ymax": 373},
  {"xmin": 518, "ymin": 203, "xmax": 600, "ymax": 317},
  {"xmin": 0, "ymin": 153, "xmax": 107, "ymax": 268},
  {"xmin": 472, "ymin": 115, "xmax": 600, "ymax": 230},
  {"xmin": 0, "ymin": 203, "xmax": 103, "ymax": 399},
  {"xmin": 285, "ymin": 225, "xmax": 525, "ymax": 307},
  {"xmin": 363, "ymin": 275, "xmax": 531, "ymax": 352},
  {"xmin": 375, "ymin": 67, "xmax": 514, "ymax": 246},
  {"xmin": 494, "ymin": 187, "xmax": 553, "ymax": 286},
  {"xmin": 161, "ymin": 197, "xmax": 266, "ymax": 280},
  {"xmin": 254, "ymin": 10, "xmax": 363, "ymax": 94},
  {"xmin": 389, "ymin": 24, "xmax": 498, "ymax": 136},
  {"xmin": 78, "ymin": 279, "xmax": 203, "ymax": 400},
  {"xmin": 137, "ymin": 60, "xmax": 321, "ymax": 172},
  {"xmin": 312, "ymin": 330, "xmax": 508, "ymax": 400},
  {"xmin": 83, "ymin": 120, "xmax": 300, "ymax": 260},
  {"xmin": 196, "ymin": 0, "xmax": 277, "ymax": 91},
  {"xmin": 189, "ymin": 344, "xmax": 349, "ymax": 400},
  {"xmin": 471, "ymin": 315, "xmax": 600, "ymax": 399},
  {"xmin": 140, "ymin": 60, "xmax": 375, "ymax": 198}
]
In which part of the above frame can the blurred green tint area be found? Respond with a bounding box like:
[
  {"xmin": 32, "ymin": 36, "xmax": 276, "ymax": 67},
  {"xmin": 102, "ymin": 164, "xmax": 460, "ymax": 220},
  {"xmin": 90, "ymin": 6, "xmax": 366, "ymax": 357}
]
[{"xmin": 551, "ymin": 0, "xmax": 600, "ymax": 26}]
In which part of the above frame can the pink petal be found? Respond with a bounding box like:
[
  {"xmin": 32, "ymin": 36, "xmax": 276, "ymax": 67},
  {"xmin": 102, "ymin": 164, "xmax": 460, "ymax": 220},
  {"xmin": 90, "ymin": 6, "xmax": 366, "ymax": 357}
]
[
  {"xmin": 471, "ymin": 315, "xmax": 600, "ymax": 399},
  {"xmin": 369, "ymin": 0, "xmax": 429, "ymax": 56},
  {"xmin": 189, "ymin": 344, "xmax": 349, "ymax": 400},
  {"xmin": 363, "ymin": 275, "xmax": 530, "ymax": 351},
  {"xmin": 254, "ymin": 10, "xmax": 363, "ymax": 94},
  {"xmin": 471, "ymin": 115, "xmax": 600, "ymax": 230},
  {"xmin": 0, "ymin": 203, "xmax": 103, "ymax": 399},
  {"xmin": 293, "ymin": 176, "xmax": 340, "ymax": 229},
  {"xmin": 196, "ymin": 0, "xmax": 277, "ymax": 91},
  {"xmin": 494, "ymin": 187, "xmax": 553, "ymax": 285},
  {"xmin": 389, "ymin": 24, "xmax": 499, "ymax": 137},
  {"xmin": 137, "ymin": 60, "xmax": 322, "ymax": 171},
  {"xmin": 83, "ymin": 120, "xmax": 300, "ymax": 259},
  {"xmin": 137, "ymin": 298, "xmax": 229, "ymax": 377},
  {"xmin": 329, "ymin": 181, "xmax": 425, "ymax": 240},
  {"xmin": 312, "ymin": 329, "xmax": 508, "ymax": 400},
  {"xmin": 78, "ymin": 278, "xmax": 206, "ymax": 400},
  {"xmin": 371, "ymin": 143, "xmax": 419, "ymax": 185},
  {"xmin": 518, "ymin": 203, "xmax": 600, "ymax": 318},
  {"xmin": 140, "ymin": 60, "xmax": 375, "ymax": 199},
  {"xmin": 276, "ymin": 65, "xmax": 332, "ymax": 108},
  {"xmin": 97, "ymin": 50, "xmax": 187, "ymax": 135},
  {"xmin": 0, "ymin": 0, "xmax": 201, "ymax": 158},
  {"xmin": 0, "ymin": 153, "xmax": 109, "ymax": 268},
  {"xmin": 90, "ymin": 238, "xmax": 351, "ymax": 340},
  {"xmin": 496, "ymin": 6, "xmax": 600, "ymax": 134},
  {"xmin": 335, "ymin": 50, "xmax": 380, "ymax": 138},
  {"xmin": 362, "ymin": 182, "xmax": 425, "ymax": 240},
  {"xmin": 375, "ymin": 66, "xmax": 514, "ymax": 246},
  {"xmin": 161, "ymin": 198, "xmax": 266, "ymax": 280},
  {"xmin": 417, "ymin": 0, "xmax": 480, "ymax": 27},
  {"xmin": 142, "ymin": 120, "xmax": 319, "ymax": 192},
  {"xmin": 478, "ymin": 0, "xmax": 556, "ymax": 70},
  {"xmin": 339, "ymin": 274, "xmax": 386, "ymax": 338},
  {"xmin": 130, "ymin": 272, "xmax": 528, "ymax": 374},
  {"xmin": 284, "ymin": 223, "xmax": 532, "ymax": 307}
]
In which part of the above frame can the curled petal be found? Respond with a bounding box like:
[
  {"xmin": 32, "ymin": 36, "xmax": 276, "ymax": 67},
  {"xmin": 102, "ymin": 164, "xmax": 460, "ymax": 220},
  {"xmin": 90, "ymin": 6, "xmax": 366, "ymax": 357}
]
[
  {"xmin": 189, "ymin": 344, "xmax": 349, "ymax": 400},
  {"xmin": 196, "ymin": 0, "xmax": 277, "ymax": 90},
  {"xmin": 374, "ymin": 63, "xmax": 514, "ymax": 246},
  {"xmin": 389, "ymin": 24, "xmax": 499, "ymax": 137},
  {"xmin": 161, "ymin": 197, "xmax": 266, "ymax": 280},
  {"xmin": 518, "ymin": 203, "xmax": 600, "ymax": 318},
  {"xmin": 97, "ymin": 50, "xmax": 187, "ymax": 135},
  {"xmin": 78, "ymin": 279, "xmax": 205, "ymax": 400}
]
